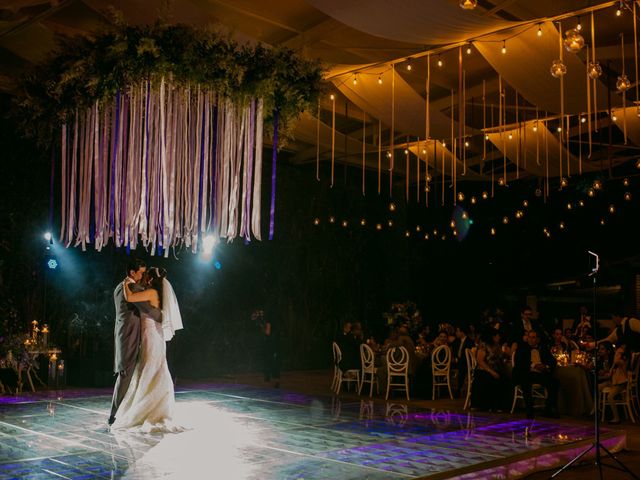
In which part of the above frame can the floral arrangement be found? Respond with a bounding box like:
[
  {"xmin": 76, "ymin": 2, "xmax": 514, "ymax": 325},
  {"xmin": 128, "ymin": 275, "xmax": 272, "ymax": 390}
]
[
  {"xmin": 383, "ymin": 301, "xmax": 420, "ymax": 327},
  {"xmin": 14, "ymin": 21, "xmax": 324, "ymax": 146}
]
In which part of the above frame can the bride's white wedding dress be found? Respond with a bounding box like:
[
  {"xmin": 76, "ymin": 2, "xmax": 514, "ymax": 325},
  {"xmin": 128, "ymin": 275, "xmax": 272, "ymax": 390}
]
[{"xmin": 111, "ymin": 311, "xmax": 180, "ymax": 433}]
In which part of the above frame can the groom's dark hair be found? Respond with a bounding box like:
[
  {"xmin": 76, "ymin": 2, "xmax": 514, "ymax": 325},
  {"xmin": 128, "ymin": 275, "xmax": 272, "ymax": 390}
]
[{"xmin": 126, "ymin": 258, "xmax": 146, "ymax": 276}]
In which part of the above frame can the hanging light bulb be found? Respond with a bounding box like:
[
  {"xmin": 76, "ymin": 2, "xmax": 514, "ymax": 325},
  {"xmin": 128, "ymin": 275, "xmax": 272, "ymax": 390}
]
[
  {"xmin": 579, "ymin": 200, "xmax": 585, "ymax": 207},
  {"xmin": 617, "ymin": 74, "xmax": 631, "ymax": 91},
  {"xmin": 600, "ymin": 218, "xmax": 606, "ymax": 225},
  {"xmin": 466, "ymin": 45, "xmax": 472, "ymax": 55},
  {"xmin": 426, "ymin": 174, "xmax": 432, "ymax": 182},
  {"xmin": 457, "ymin": 192, "xmax": 465, "ymax": 201},
  {"xmin": 471, "ymin": 196, "xmax": 477, "ymax": 204},
  {"xmin": 594, "ymin": 179, "xmax": 602, "ymax": 190},
  {"xmin": 406, "ymin": 59, "xmax": 412, "ymax": 71},
  {"xmin": 416, "ymin": 225, "xmax": 422, "ymax": 232},
  {"xmin": 442, "ymin": 140, "xmax": 446, "ymax": 147},
  {"xmin": 433, "ymin": 228, "xmax": 438, "ymax": 235},
  {"xmin": 559, "ymin": 221, "xmax": 566, "ymax": 229},
  {"xmin": 389, "ymin": 202, "xmax": 397, "ymax": 211},
  {"xmin": 625, "ymin": 192, "xmax": 632, "ymax": 201},
  {"xmin": 502, "ymin": 216, "xmax": 509, "ymax": 224},
  {"xmin": 404, "ymin": 148, "xmax": 409, "ymax": 155},
  {"xmin": 378, "ymin": 75, "xmax": 383, "ymax": 85},
  {"xmin": 567, "ymin": 202, "xmax": 573, "ymax": 210},
  {"xmin": 576, "ymin": 17, "xmax": 582, "ymax": 31},
  {"xmin": 636, "ymin": 158, "xmax": 640, "ymax": 169},
  {"xmin": 588, "ymin": 188, "xmax": 595, "ymax": 197},
  {"xmin": 616, "ymin": 6, "xmax": 622, "ymax": 16},
  {"xmin": 388, "ymin": 219, "xmax": 394, "ymax": 227},
  {"xmin": 450, "ymin": 220, "xmax": 456, "ymax": 228},
  {"xmin": 465, "ymin": 140, "xmax": 470, "ymax": 148},
  {"xmin": 485, "ymin": 133, "xmax": 490, "ymax": 140},
  {"xmin": 482, "ymin": 191, "xmax": 489, "ymax": 200},
  {"xmin": 609, "ymin": 204, "xmax": 615, "ymax": 213},
  {"xmin": 557, "ymin": 126, "xmax": 562, "ymax": 132},
  {"xmin": 330, "ymin": 93, "xmax": 335, "ymax": 101},
  {"xmin": 564, "ymin": 28, "xmax": 585, "ymax": 53},
  {"xmin": 581, "ymin": 116, "xmax": 587, "ymax": 124},
  {"xmin": 459, "ymin": 0, "xmax": 477, "ymax": 9},
  {"xmin": 587, "ymin": 61, "xmax": 603, "ymax": 79},
  {"xmin": 623, "ymin": 177, "xmax": 630, "ymax": 186},
  {"xmin": 437, "ymin": 55, "xmax": 443, "ymax": 67},
  {"xmin": 461, "ymin": 211, "xmax": 468, "ymax": 220},
  {"xmin": 490, "ymin": 227, "xmax": 496, "ymax": 236},
  {"xmin": 532, "ymin": 124, "xmax": 538, "ymax": 132},
  {"xmin": 523, "ymin": 200, "xmax": 529, "ymax": 207},
  {"xmin": 501, "ymin": 41, "xmax": 507, "ymax": 54},
  {"xmin": 612, "ymin": 113, "xmax": 618, "ymax": 122},
  {"xmin": 313, "ymin": 218, "xmax": 320, "ymax": 225},
  {"xmin": 535, "ymin": 188, "xmax": 543, "ymax": 197},
  {"xmin": 561, "ymin": 177, "xmax": 568, "ymax": 187},
  {"xmin": 405, "ymin": 230, "xmax": 411, "ymax": 237},
  {"xmin": 376, "ymin": 223, "xmax": 382, "ymax": 230},
  {"xmin": 341, "ymin": 220, "xmax": 348, "ymax": 227},
  {"xmin": 360, "ymin": 218, "xmax": 366, "ymax": 226},
  {"xmin": 537, "ymin": 24, "xmax": 543, "ymax": 37},
  {"xmin": 424, "ymin": 233, "xmax": 430, "ymax": 240},
  {"xmin": 550, "ymin": 59, "xmax": 567, "ymax": 78},
  {"xmin": 498, "ymin": 177, "xmax": 505, "ymax": 186},
  {"xmin": 515, "ymin": 210, "xmax": 523, "ymax": 219},
  {"xmin": 353, "ymin": 74, "xmax": 358, "ymax": 85},
  {"xmin": 329, "ymin": 216, "xmax": 335, "ymax": 223},
  {"xmin": 422, "ymin": 149, "xmax": 427, "ymax": 154}
]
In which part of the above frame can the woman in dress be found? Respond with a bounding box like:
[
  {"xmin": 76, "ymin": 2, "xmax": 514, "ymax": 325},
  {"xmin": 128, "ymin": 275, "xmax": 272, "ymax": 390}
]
[
  {"xmin": 471, "ymin": 327, "xmax": 511, "ymax": 412},
  {"xmin": 111, "ymin": 267, "xmax": 183, "ymax": 432}
]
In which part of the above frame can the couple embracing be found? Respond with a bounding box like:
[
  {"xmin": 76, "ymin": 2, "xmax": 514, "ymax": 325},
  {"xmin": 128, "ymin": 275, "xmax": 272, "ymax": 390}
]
[{"xmin": 108, "ymin": 259, "xmax": 183, "ymax": 432}]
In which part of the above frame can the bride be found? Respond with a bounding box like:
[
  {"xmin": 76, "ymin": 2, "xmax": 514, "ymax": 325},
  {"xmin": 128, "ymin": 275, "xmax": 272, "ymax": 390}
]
[{"xmin": 111, "ymin": 267, "xmax": 183, "ymax": 432}]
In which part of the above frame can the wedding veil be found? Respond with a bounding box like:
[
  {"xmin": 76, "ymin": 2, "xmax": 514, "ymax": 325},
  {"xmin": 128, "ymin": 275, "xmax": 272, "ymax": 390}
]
[{"xmin": 161, "ymin": 278, "xmax": 183, "ymax": 341}]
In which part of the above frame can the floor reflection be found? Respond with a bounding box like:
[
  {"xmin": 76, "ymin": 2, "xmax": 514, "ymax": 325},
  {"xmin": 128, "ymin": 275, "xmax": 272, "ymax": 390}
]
[{"xmin": 0, "ymin": 383, "xmax": 625, "ymax": 479}]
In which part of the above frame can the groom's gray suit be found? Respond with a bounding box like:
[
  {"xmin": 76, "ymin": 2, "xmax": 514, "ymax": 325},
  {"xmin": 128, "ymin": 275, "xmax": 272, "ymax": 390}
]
[{"xmin": 109, "ymin": 280, "xmax": 162, "ymax": 423}]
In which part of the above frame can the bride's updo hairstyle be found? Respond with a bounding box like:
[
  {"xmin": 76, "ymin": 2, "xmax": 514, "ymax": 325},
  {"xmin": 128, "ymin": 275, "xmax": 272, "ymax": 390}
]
[{"xmin": 148, "ymin": 267, "xmax": 167, "ymax": 308}]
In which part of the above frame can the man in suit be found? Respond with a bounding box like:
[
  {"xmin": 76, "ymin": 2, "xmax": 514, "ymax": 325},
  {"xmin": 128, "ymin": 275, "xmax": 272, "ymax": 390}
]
[
  {"xmin": 108, "ymin": 259, "xmax": 161, "ymax": 426},
  {"xmin": 451, "ymin": 325, "xmax": 475, "ymax": 397},
  {"xmin": 509, "ymin": 306, "xmax": 548, "ymax": 353},
  {"xmin": 513, "ymin": 330, "xmax": 559, "ymax": 419}
]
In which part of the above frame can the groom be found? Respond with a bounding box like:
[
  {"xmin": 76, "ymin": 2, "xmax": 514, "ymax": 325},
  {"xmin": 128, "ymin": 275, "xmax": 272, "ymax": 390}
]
[{"xmin": 108, "ymin": 259, "xmax": 161, "ymax": 426}]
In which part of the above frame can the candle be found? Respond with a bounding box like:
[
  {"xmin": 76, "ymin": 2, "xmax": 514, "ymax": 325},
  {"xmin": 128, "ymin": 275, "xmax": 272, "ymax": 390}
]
[{"xmin": 41, "ymin": 325, "xmax": 49, "ymax": 348}]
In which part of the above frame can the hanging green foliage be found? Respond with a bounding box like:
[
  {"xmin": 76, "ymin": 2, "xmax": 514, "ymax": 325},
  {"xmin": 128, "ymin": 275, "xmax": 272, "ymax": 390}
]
[{"xmin": 14, "ymin": 22, "xmax": 325, "ymax": 145}]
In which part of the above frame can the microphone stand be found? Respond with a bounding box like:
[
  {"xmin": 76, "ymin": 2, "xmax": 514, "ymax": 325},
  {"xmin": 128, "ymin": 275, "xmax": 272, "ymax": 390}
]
[{"xmin": 551, "ymin": 251, "xmax": 638, "ymax": 479}]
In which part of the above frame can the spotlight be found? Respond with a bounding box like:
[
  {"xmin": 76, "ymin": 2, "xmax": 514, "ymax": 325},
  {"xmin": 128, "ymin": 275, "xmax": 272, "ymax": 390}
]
[
  {"xmin": 214, "ymin": 260, "xmax": 222, "ymax": 270},
  {"xmin": 203, "ymin": 234, "xmax": 218, "ymax": 256},
  {"xmin": 44, "ymin": 232, "xmax": 52, "ymax": 242},
  {"xmin": 47, "ymin": 258, "xmax": 58, "ymax": 270}
]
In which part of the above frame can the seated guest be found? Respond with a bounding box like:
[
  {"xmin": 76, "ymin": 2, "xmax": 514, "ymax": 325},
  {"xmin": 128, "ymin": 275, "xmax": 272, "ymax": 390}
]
[
  {"xmin": 513, "ymin": 330, "xmax": 559, "ymax": 418},
  {"xmin": 451, "ymin": 325, "xmax": 475, "ymax": 396},
  {"xmin": 597, "ymin": 342, "xmax": 615, "ymax": 383},
  {"xmin": 471, "ymin": 327, "xmax": 511, "ymax": 412},
  {"xmin": 551, "ymin": 328, "xmax": 578, "ymax": 355},
  {"xmin": 599, "ymin": 345, "xmax": 631, "ymax": 424},
  {"xmin": 432, "ymin": 330, "xmax": 450, "ymax": 348},
  {"xmin": 597, "ymin": 312, "xmax": 640, "ymax": 353}
]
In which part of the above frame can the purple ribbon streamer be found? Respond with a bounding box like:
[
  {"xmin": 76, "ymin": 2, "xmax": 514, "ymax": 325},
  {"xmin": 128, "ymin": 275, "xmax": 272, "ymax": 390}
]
[
  {"xmin": 144, "ymin": 81, "xmax": 151, "ymax": 225},
  {"xmin": 245, "ymin": 99, "xmax": 255, "ymax": 241},
  {"xmin": 210, "ymin": 103, "xmax": 218, "ymax": 230},
  {"xmin": 49, "ymin": 148, "xmax": 55, "ymax": 229},
  {"xmin": 120, "ymin": 93, "xmax": 129, "ymax": 246},
  {"xmin": 197, "ymin": 98, "xmax": 206, "ymax": 235},
  {"xmin": 268, "ymin": 108, "xmax": 279, "ymax": 240},
  {"xmin": 109, "ymin": 90, "xmax": 121, "ymax": 235}
]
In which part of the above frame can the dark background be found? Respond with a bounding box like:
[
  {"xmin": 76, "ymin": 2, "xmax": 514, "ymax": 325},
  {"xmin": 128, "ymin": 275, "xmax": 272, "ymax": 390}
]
[{"xmin": 2, "ymin": 95, "xmax": 639, "ymax": 386}]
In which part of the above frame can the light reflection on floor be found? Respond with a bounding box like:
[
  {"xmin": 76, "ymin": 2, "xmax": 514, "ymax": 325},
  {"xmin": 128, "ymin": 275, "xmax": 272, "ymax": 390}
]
[{"xmin": 0, "ymin": 383, "xmax": 625, "ymax": 479}]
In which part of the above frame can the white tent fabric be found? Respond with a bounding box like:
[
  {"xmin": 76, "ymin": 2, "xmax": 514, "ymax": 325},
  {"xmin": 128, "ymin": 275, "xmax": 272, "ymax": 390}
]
[
  {"xmin": 487, "ymin": 120, "xmax": 600, "ymax": 177},
  {"xmin": 333, "ymin": 68, "xmax": 459, "ymax": 141},
  {"xmin": 475, "ymin": 21, "xmax": 612, "ymax": 115},
  {"xmin": 408, "ymin": 140, "xmax": 488, "ymax": 181},
  {"xmin": 306, "ymin": 0, "xmax": 514, "ymax": 45},
  {"xmin": 611, "ymin": 105, "xmax": 640, "ymax": 147}
]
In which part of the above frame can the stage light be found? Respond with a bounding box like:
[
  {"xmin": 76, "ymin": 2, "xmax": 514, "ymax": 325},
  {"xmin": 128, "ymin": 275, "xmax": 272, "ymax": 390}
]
[
  {"xmin": 44, "ymin": 232, "xmax": 52, "ymax": 242},
  {"xmin": 47, "ymin": 258, "xmax": 58, "ymax": 270},
  {"xmin": 203, "ymin": 234, "xmax": 218, "ymax": 256},
  {"xmin": 214, "ymin": 261, "xmax": 222, "ymax": 270}
]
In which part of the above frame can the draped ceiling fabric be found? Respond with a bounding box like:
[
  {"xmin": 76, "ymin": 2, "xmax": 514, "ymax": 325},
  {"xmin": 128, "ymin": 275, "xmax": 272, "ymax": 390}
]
[
  {"xmin": 306, "ymin": 0, "xmax": 514, "ymax": 44},
  {"xmin": 487, "ymin": 120, "xmax": 601, "ymax": 177},
  {"xmin": 611, "ymin": 106, "xmax": 640, "ymax": 147},
  {"xmin": 408, "ymin": 141, "xmax": 488, "ymax": 181},
  {"xmin": 474, "ymin": 22, "xmax": 613, "ymax": 115},
  {"xmin": 333, "ymin": 69, "xmax": 459, "ymax": 142}
]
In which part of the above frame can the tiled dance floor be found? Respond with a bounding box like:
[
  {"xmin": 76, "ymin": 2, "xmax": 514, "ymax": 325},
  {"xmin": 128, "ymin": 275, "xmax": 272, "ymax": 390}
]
[{"xmin": 0, "ymin": 384, "xmax": 626, "ymax": 479}]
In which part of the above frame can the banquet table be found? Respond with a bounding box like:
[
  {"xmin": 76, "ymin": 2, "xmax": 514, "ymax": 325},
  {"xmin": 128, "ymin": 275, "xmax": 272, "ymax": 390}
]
[{"xmin": 554, "ymin": 365, "xmax": 593, "ymax": 417}]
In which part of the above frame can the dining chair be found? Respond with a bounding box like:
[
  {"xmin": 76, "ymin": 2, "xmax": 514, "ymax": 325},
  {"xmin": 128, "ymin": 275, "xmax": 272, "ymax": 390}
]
[
  {"xmin": 432, "ymin": 344, "xmax": 453, "ymax": 400},
  {"xmin": 463, "ymin": 347, "xmax": 477, "ymax": 410},
  {"xmin": 332, "ymin": 342, "xmax": 360, "ymax": 395},
  {"xmin": 599, "ymin": 373, "xmax": 636, "ymax": 423},
  {"xmin": 358, "ymin": 343, "xmax": 379, "ymax": 397},
  {"xmin": 385, "ymin": 346, "xmax": 410, "ymax": 400},
  {"xmin": 510, "ymin": 351, "xmax": 547, "ymax": 413}
]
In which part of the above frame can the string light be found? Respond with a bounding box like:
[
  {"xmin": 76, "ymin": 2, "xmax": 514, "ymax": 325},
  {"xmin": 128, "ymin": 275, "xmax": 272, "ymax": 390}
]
[
  {"xmin": 457, "ymin": 192, "xmax": 465, "ymax": 201},
  {"xmin": 501, "ymin": 41, "xmax": 507, "ymax": 54},
  {"xmin": 330, "ymin": 93, "xmax": 335, "ymax": 101},
  {"xmin": 523, "ymin": 200, "xmax": 529, "ymax": 207},
  {"xmin": 576, "ymin": 17, "xmax": 582, "ymax": 31},
  {"xmin": 515, "ymin": 210, "xmax": 523, "ymax": 219},
  {"xmin": 465, "ymin": 140, "xmax": 470, "ymax": 147},
  {"xmin": 502, "ymin": 216, "xmax": 509, "ymax": 224},
  {"xmin": 616, "ymin": 5, "xmax": 622, "ymax": 16},
  {"xmin": 389, "ymin": 202, "xmax": 396, "ymax": 211},
  {"xmin": 433, "ymin": 229, "xmax": 438, "ymax": 235},
  {"xmin": 498, "ymin": 177, "xmax": 505, "ymax": 186},
  {"xmin": 416, "ymin": 225, "xmax": 422, "ymax": 232},
  {"xmin": 609, "ymin": 204, "xmax": 615, "ymax": 213},
  {"xmin": 459, "ymin": 0, "xmax": 478, "ymax": 10},
  {"xmin": 437, "ymin": 55, "xmax": 443, "ymax": 67},
  {"xmin": 470, "ymin": 196, "xmax": 477, "ymax": 204},
  {"xmin": 466, "ymin": 45, "xmax": 472, "ymax": 55},
  {"xmin": 482, "ymin": 191, "xmax": 489, "ymax": 200},
  {"xmin": 405, "ymin": 230, "xmax": 411, "ymax": 237},
  {"xmin": 352, "ymin": 75, "xmax": 358, "ymax": 85},
  {"xmin": 442, "ymin": 140, "xmax": 446, "ymax": 147},
  {"xmin": 588, "ymin": 188, "xmax": 595, "ymax": 197},
  {"xmin": 508, "ymin": 133, "xmax": 513, "ymax": 140},
  {"xmin": 404, "ymin": 148, "xmax": 409, "ymax": 154},
  {"xmin": 461, "ymin": 212, "xmax": 468, "ymax": 220},
  {"xmin": 581, "ymin": 116, "xmax": 586, "ymax": 123},
  {"xmin": 625, "ymin": 192, "xmax": 632, "ymax": 201},
  {"xmin": 376, "ymin": 223, "xmax": 382, "ymax": 230},
  {"xmin": 485, "ymin": 134, "xmax": 490, "ymax": 140},
  {"xmin": 532, "ymin": 124, "xmax": 538, "ymax": 132},
  {"xmin": 561, "ymin": 178, "xmax": 568, "ymax": 187},
  {"xmin": 600, "ymin": 218, "xmax": 606, "ymax": 225},
  {"xmin": 557, "ymin": 126, "xmax": 562, "ymax": 132},
  {"xmin": 559, "ymin": 221, "xmax": 566, "ymax": 229},
  {"xmin": 453, "ymin": 229, "xmax": 458, "ymax": 236},
  {"xmin": 441, "ymin": 234, "xmax": 447, "ymax": 241},
  {"xmin": 341, "ymin": 220, "xmax": 348, "ymax": 227},
  {"xmin": 594, "ymin": 179, "xmax": 602, "ymax": 190},
  {"xmin": 378, "ymin": 75, "xmax": 383, "ymax": 84},
  {"xmin": 313, "ymin": 218, "xmax": 320, "ymax": 225},
  {"xmin": 406, "ymin": 59, "xmax": 413, "ymax": 71},
  {"xmin": 567, "ymin": 203, "xmax": 573, "ymax": 210},
  {"xmin": 623, "ymin": 177, "xmax": 630, "ymax": 186},
  {"xmin": 579, "ymin": 200, "xmax": 585, "ymax": 207},
  {"xmin": 612, "ymin": 113, "xmax": 618, "ymax": 121},
  {"xmin": 537, "ymin": 24, "xmax": 543, "ymax": 37},
  {"xmin": 388, "ymin": 219, "xmax": 394, "ymax": 227},
  {"xmin": 490, "ymin": 227, "xmax": 496, "ymax": 236},
  {"xmin": 424, "ymin": 233, "xmax": 430, "ymax": 240},
  {"xmin": 329, "ymin": 216, "xmax": 335, "ymax": 223},
  {"xmin": 360, "ymin": 218, "xmax": 366, "ymax": 226},
  {"xmin": 450, "ymin": 220, "xmax": 456, "ymax": 228}
]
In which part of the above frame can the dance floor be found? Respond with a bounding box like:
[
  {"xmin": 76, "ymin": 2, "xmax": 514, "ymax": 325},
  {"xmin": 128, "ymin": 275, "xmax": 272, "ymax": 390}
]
[{"xmin": 0, "ymin": 383, "xmax": 627, "ymax": 479}]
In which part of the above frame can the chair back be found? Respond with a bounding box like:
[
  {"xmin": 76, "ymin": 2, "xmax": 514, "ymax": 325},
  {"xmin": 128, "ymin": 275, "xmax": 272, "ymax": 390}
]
[
  {"xmin": 432, "ymin": 345, "xmax": 452, "ymax": 376},
  {"xmin": 465, "ymin": 347, "xmax": 476, "ymax": 379},
  {"xmin": 631, "ymin": 352, "xmax": 640, "ymax": 380},
  {"xmin": 332, "ymin": 341, "xmax": 342, "ymax": 366},
  {"xmin": 386, "ymin": 346, "xmax": 409, "ymax": 375},
  {"xmin": 360, "ymin": 343, "xmax": 375, "ymax": 371}
]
